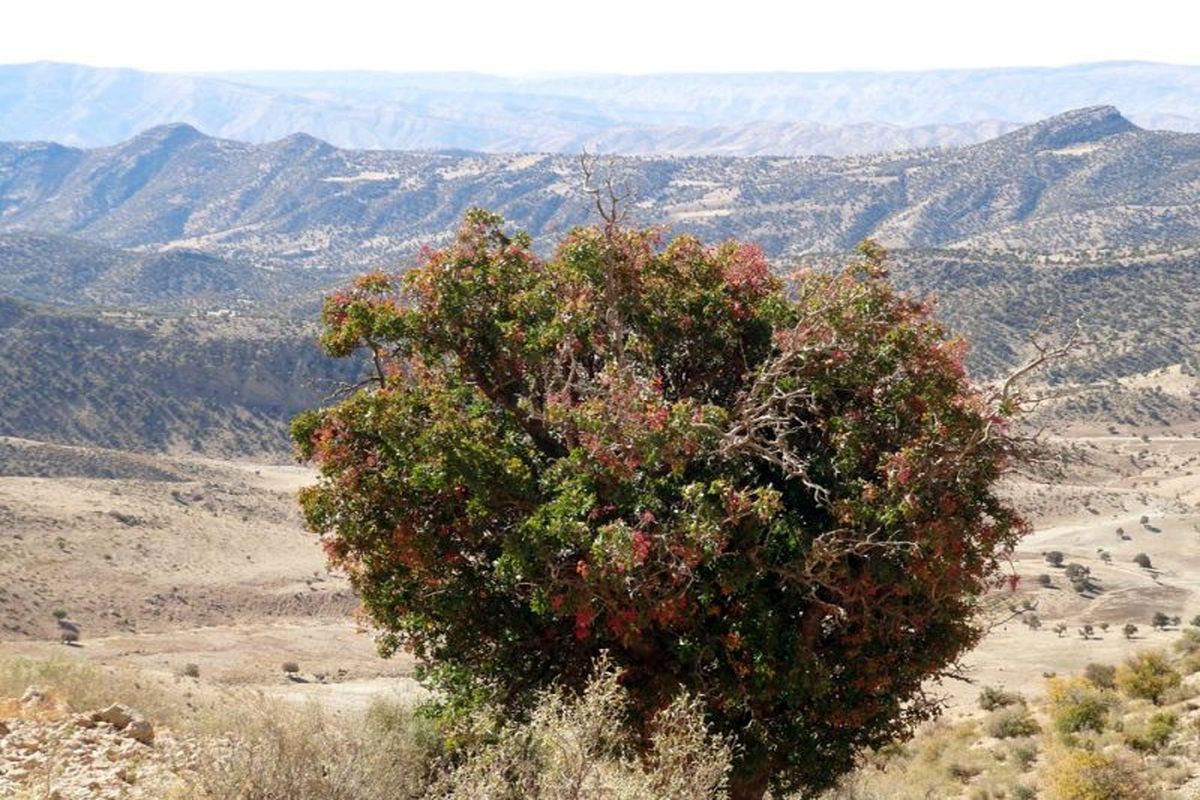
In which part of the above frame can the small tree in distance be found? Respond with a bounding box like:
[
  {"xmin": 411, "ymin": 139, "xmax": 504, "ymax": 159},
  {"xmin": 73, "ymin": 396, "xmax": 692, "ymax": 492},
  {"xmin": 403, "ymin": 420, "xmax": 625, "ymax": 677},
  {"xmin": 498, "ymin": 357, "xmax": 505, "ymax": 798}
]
[{"xmin": 293, "ymin": 210, "xmax": 1034, "ymax": 799}]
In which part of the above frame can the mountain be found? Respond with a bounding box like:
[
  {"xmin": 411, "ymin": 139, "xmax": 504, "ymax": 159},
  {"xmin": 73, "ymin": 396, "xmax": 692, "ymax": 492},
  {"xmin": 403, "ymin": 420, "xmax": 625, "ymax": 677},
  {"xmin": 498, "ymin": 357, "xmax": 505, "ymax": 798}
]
[
  {"xmin": 3, "ymin": 61, "xmax": 1200, "ymax": 156},
  {"xmin": 0, "ymin": 232, "xmax": 333, "ymax": 313},
  {"xmin": 1, "ymin": 107, "xmax": 1197, "ymax": 270},
  {"xmin": 0, "ymin": 295, "xmax": 362, "ymax": 456}
]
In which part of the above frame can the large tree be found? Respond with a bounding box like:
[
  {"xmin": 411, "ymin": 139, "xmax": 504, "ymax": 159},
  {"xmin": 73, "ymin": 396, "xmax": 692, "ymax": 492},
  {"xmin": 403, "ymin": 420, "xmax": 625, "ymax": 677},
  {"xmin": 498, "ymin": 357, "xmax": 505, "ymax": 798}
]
[{"xmin": 292, "ymin": 210, "xmax": 1030, "ymax": 799}]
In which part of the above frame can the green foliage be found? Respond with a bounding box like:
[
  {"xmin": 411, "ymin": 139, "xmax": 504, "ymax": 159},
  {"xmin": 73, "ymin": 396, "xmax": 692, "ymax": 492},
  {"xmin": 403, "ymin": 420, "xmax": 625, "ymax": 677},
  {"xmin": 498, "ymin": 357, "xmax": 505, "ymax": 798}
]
[
  {"xmin": 1133, "ymin": 553, "xmax": 1152, "ymax": 569},
  {"xmin": 294, "ymin": 211, "xmax": 1030, "ymax": 797},
  {"xmin": 1123, "ymin": 711, "xmax": 1177, "ymax": 753},
  {"xmin": 1045, "ymin": 677, "xmax": 1115, "ymax": 735},
  {"xmin": 1115, "ymin": 650, "xmax": 1181, "ymax": 704},
  {"xmin": 983, "ymin": 706, "xmax": 1040, "ymax": 739},
  {"xmin": 1042, "ymin": 747, "xmax": 1153, "ymax": 800},
  {"xmin": 977, "ymin": 686, "xmax": 1021, "ymax": 712},
  {"xmin": 1082, "ymin": 663, "xmax": 1116, "ymax": 690}
]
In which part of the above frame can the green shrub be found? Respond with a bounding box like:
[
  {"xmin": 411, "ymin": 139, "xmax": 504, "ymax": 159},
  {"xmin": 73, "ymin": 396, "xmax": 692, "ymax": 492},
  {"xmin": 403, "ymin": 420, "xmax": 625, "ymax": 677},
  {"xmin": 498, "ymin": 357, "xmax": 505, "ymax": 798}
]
[
  {"xmin": 1045, "ymin": 676, "xmax": 1115, "ymax": 735},
  {"xmin": 1123, "ymin": 711, "xmax": 1177, "ymax": 753},
  {"xmin": 977, "ymin": 686, "xmax": 1021, "ymax": 712},
  {"xmin": 1082, "ymin": 663, "xmax": 1116, "ymax": 689},
  {"xmin": 1115, "ymin": 650, "xmax": 1181, "ymax": 704},
  {"xmin": 1043, "ymin": 747, "xmax": 1153, "ymax": 800},
  {"xmin": 984, "ymin": 706, "xmax": 1040, "ymax": 739}
]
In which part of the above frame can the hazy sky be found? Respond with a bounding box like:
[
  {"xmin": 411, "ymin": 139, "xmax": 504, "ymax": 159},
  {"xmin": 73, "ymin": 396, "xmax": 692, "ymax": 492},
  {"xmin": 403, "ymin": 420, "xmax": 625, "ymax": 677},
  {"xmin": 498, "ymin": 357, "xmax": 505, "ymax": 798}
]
[{"xmin": 2, "ymin": 0, "xmax": 1196, "ymax": 74}]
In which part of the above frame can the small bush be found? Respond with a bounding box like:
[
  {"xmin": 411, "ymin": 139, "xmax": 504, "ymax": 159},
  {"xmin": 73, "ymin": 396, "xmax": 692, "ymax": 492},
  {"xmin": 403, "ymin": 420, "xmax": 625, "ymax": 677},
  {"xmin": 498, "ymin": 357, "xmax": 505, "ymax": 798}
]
[
  {"xmin": 1133, "ymin": 553, "xmax": 1152, "ymax": 569},
  {"xmin": 985, "ymin": 706, "xmax": 1040, "ymax": 739},
  {"xmin": 426, "ymin": 659, "xmax": 732, "ymax": 800},
  {"xmin": 1011, "ymin": 785, "xmax": 1036, "ymax": 800},
  {"xmin": 1045, "ymin": 551, "xmax": 1065, "ymax": 567},
  {"xmin": 1043, "ymin": 747, "xmax": 1153, "ymax": 800},
  {"xmin": 1010, "ymin": 740, "xmax": 1039, "ymax": 770},
  {"xmin": 1045, "ymin": 676, "xmax": 1115, "ymax": 735},
  {"xmin": 978, "ymin": 686, "xmax": 1021, "ymax": 711},
  {"xmin": 180, "ymin": 663, "xmax": 201, "ymax": 679},
  {"xmin": 1036, "ymin": 574, "xmax": 1053, "ymax": 587},
  {"xmin": 1152, "ymin": 611, "xmax": 1170, "ymax": 629},
  {"xmin": 1116, "ymin": 650, "xmax": 1181, "ymax": 704},
  {"xmin": 1082, "ymin": 663, "xmax": 1116, "ymax": 689},
  {"xmin": 1174, "ymin": 627, "xmax": 1200, "ymax": 654},
  {"xmin": 1123, "ymin": 711, "xmax": 1177, "ymax": 753},
  {"xmin": 281, "ymin": 661, "xmax": 300, "ymax": 675},
  {"xmin": 1123, "ymin": 623, "xmax": 1138, "ymax": 639},
  {"xmin": 52, "ymin": 609, "xmax": 68, "ymax": 620}
]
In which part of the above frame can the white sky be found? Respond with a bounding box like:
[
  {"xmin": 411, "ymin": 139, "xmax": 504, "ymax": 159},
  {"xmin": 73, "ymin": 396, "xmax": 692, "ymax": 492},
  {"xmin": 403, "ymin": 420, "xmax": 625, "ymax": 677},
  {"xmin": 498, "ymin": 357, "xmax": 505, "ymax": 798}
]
[{"xmin": 2, "ymin": 0, "xmax": 1196, "ymax": 75}]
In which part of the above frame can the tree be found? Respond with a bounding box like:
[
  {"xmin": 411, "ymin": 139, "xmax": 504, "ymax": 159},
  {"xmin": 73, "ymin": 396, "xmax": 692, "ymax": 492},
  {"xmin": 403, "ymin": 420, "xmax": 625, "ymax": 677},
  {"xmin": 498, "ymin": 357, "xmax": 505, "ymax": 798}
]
[
  {"xmin": 1133, "ymin": 552, "xmax": 1152, "ymax": 569},
  {"xmin": 1152, "ymin": 611, "xmax": 1171, "ymax": 630},
  {"xmin": 1123, "ymin": 623, "xmax": 1139, "ymax": 639},
  {"xmin": 1045, "ymin": 551, "xmax": 1065, "ymax": 568},
  {"xmin": 292, "ymin": 210, "xmax": 1031, "ymax": 799}
]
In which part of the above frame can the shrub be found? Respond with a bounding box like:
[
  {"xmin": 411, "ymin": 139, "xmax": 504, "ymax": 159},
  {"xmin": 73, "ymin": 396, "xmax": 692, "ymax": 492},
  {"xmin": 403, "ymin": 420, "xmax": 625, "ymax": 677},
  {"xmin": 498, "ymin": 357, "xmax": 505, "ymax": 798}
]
[
  {"xmin": 1045, "ymin": 551, "xmax": 1065, "ymax": 567},
  {"xmin": 190, "ymin": 694, "xmax": 438, "ymax": 800},
  {"xmin": 1123, "ymin": 711, "xmax": 1177, "ymax": 753},
  {"xmin": 1042, "ymin": 747, "xmax": 1153, "ymax": 800},
  {"xmin": 1123, "ymin": 623, "xmax": 1138, "ymax": 639},
  {"xmin": 1045, "ymin": 676, "xmax": 1114, "ymax": 735},
  {"xmin": 293, "ymin": 213, "xmax": 1032, "ymax": 799},
  {"xmin": 1115, "ymin": 650, "xmax": 1181, "ymax": 704},
  {"xmin": 1174, "ymin": 627, "xmax": 1200, "ymax": 654},
  {"xmin": 1151, "ymin": 611, "xmax": 1170, "ymax": 629},
  {"xmin": 1082, "ymin": 663, "xmax": 1116, "ymax": 689},
  {"xmin": 978, "ymin": 686, "xmax": 1021, "ymax": 712},
  {"xmin": 427, "ymin": 658, "xmax": 731, "ymax": 800},
  {"xmin": 1133, "ymin": 553, "xmax": 1152, "ymax": 569},
  {"xmin": 984, "ymin": 706, "xmax": 1040, "ymax": 739},
  {"xmin": 1036, "ymin": 574, "xmax": 1053, "ymax": 587},
  {"xmin": 180, "ymin": 663, "xmax": 201, "ymax": 679},
  {"xmin": 1063, "ymin": 563, "xmax": 1088, "ymax": 581},
  {"xmin": 281, "ymin": 661, "xmax": 300, "ymax": 675}
]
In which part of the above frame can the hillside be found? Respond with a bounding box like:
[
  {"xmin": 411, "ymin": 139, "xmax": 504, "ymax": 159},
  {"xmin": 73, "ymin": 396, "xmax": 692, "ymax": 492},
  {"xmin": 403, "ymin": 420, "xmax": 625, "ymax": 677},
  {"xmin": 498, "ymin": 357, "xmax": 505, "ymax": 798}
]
[
  {"xmin": 3, "ymin": 61, "xmax": 1200, "ymax": 155},
  {"xmin": 1, "ymin": 107, "xmax": 1198, "ymax": 271},
  {"xmin": 0, "ymin": 297, "xmax": 362, "ymax": 457},
  {"xmin": 0, "ymin": 232, "xmax": 333, "ymax": 313}
]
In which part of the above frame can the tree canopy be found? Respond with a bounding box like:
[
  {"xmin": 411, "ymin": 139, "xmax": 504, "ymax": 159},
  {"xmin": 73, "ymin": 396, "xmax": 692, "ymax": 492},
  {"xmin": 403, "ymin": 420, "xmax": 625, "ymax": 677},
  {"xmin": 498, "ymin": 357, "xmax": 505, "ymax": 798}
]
[{"xmin": 292, "ymin": 209, "xmax": 1030, "ymax": 799}]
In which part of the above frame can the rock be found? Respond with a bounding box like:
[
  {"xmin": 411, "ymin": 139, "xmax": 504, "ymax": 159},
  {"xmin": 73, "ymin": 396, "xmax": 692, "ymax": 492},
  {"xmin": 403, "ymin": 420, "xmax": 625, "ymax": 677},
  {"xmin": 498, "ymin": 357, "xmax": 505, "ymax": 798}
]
[
  {"xmin": 73, "ymin": 714, "xmax": 97, "ymax": 729},
  {"xmin": 125, "ymin": 718, "xmax": 154, "ymax": 746},
  {"xmin": 21, "ymin": 686, "xmax": 47, "ymax": 706},
  {"xmin": 92, "ymin": 704, "xmax": 134, "ymax": 730}
]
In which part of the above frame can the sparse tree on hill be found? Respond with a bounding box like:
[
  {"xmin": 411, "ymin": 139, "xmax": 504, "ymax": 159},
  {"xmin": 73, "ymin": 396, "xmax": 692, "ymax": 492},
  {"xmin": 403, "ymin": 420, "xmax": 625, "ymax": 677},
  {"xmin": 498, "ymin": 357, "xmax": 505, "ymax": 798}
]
[
  {"xmin": 1045, "ymin": 551, "xmax": 1065, "ymax": 568},
  {"xmin": 1123, "ymin": 623, "xmax": 1139, "ymax": 639},
  {"xmin": 1134, "ymin": 552, "xmax": 1152, "ymax": 569},
  {"xmin": 1152, "ymin": 612, "xmax": 1170, "ymax": 630},
  {"xmin": 293, "ymin": 210, "xmax": 1034, "ymax": 799}
]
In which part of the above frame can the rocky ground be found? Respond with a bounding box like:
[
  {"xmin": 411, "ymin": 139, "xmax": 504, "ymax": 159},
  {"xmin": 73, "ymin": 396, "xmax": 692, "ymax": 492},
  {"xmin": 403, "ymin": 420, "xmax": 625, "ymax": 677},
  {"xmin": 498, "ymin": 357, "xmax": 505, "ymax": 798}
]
[{"xmin": 0, "ymin": 688, "xmax": 197, "ymax": 799}]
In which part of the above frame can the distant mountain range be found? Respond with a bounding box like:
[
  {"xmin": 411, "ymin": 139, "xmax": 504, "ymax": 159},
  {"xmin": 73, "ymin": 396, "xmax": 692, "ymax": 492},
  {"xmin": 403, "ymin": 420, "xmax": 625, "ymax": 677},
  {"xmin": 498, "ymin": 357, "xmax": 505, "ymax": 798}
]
[
  {"xmin": 1, "ymin": 106, "xmax": 1197, "ymax": 272},
  {"xmin": 2, "ymin": 61, "xmax": 1200, "ymax": 156},
  {"xmin": 1, "ymin": 105, "xmax": 1198, "ymax": 456}
]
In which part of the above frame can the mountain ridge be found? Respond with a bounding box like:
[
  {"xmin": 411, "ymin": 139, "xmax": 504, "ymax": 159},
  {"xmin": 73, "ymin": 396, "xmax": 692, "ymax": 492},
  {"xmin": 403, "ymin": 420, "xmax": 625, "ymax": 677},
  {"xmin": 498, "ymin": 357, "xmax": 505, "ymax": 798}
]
[
  {"xmin": 4, "ymin": 61, "xmax": 1200, "ymax": 156},
  {"xmin": 2, "ymin": 107, "xmax": 1197, "ymax": 270}
]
